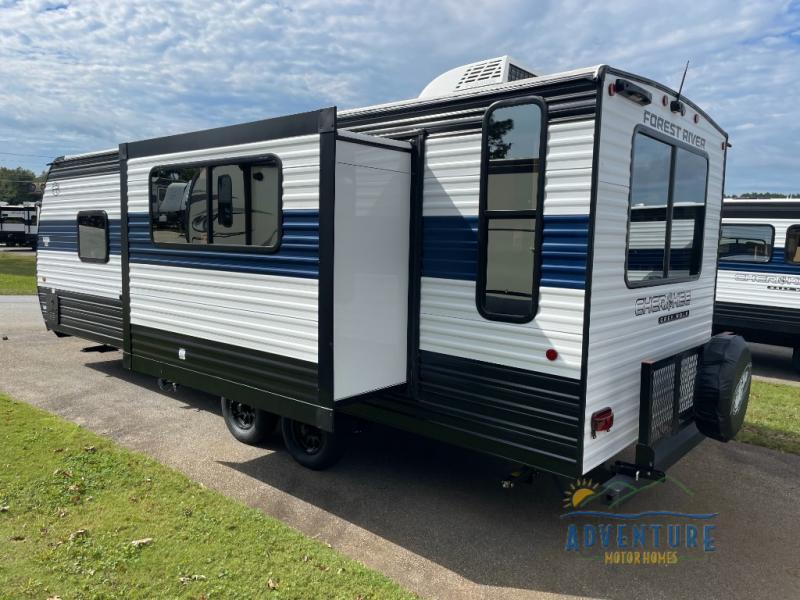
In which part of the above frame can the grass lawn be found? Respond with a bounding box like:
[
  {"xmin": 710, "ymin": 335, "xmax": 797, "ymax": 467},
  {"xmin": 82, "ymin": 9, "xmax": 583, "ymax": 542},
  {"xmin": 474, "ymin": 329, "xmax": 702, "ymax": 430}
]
[
  {"xmin": 0, "ymin": 394, "xmax": 415, "ymax": 600},
  {"xmin": 737, "ymin": 379, "xmax": 800, "ymax": 454},
  {"xmin": 0, "ymin": 252, "xmax": 36, "ymax": 295}
]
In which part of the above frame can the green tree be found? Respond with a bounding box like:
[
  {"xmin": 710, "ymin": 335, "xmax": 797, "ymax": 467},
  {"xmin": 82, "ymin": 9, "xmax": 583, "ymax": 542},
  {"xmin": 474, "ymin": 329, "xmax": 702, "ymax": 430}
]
[{"xmin": 0, "ymin": 166, "xmax": 41, "ymax": 204}]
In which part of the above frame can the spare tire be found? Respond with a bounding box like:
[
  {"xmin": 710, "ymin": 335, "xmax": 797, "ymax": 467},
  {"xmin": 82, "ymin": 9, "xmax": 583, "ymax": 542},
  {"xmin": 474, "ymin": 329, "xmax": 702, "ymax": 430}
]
[{"xmin": 694, "ymin": 334, "xmax": 752, "ymax": 442}]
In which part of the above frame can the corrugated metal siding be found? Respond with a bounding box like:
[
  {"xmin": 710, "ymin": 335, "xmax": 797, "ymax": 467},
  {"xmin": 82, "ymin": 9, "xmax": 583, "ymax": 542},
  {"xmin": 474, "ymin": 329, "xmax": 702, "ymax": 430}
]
[
  {"xmin": 126, "ymin": 134, "xmax": 321, "ymax": 364},
  {"xmin": 37, "ymin": 169, "xmax": 122, "ymax": 300},
  {"xmin": 582, "ymin": 73, "xmax": 727, "ymax": 473}
]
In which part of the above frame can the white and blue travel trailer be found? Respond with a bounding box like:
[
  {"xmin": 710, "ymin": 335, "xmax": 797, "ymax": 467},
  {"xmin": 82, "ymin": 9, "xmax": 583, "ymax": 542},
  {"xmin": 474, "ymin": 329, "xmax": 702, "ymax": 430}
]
[
  {"xmin": 715, "ymin": 199, "xmax": 800, "ymax": 372},
  {"xmin": 37, "ymin": 57, "xmax": 751, "ymax": 486},
  {"xmin": 0, "ymin": 202, "xmax": 39, "ymax": 248}
]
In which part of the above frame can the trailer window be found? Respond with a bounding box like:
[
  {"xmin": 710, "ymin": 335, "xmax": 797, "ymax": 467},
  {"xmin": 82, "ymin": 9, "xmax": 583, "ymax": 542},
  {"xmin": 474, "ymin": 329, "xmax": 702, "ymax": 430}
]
[
  {"xmin": 150, "ymin": 157, "xmax": 280, "ymax": 250},
  {"xmin": 626, "ymin": 131, "xmax": 708, "ymax": 286},
  {"xmin": 477, "ymin": 98, "xmax": 545, "ymax": 322},
  {"xmin": 77, "ymin": 211, "xmax": 109, "ymax": 263},
  {"xmin": 719, "ymin": 224, "xmax": 774, "ymax": 263},
  {"xmin": 785, "ymin": 225, "xmax": 800, "ymax": 264}
]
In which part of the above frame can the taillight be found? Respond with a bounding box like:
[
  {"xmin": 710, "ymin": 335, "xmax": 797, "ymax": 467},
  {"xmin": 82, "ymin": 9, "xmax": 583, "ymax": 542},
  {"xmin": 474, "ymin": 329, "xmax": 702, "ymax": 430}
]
[{"xmin": 591, "ymin": 408, "xmax": 614, "ymax": 438}]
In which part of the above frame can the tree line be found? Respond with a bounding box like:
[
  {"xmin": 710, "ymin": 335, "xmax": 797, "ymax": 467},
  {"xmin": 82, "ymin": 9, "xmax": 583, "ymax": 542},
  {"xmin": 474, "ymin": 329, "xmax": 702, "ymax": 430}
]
[{"xmin": 0, "ymin": 166, "xmax": 46, "ymax": 204}]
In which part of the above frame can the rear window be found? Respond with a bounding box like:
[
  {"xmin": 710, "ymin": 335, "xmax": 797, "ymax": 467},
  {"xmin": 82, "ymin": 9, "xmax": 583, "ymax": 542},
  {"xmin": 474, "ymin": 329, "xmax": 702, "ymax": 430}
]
[
  {"xmin": 719, "ymin": 224, "xmax": 774, "ymax": 263},
  {"xmin": 625, "ymin": 130, "xmax": 708, "ymax": 286},
  {"xmin": 786, "ymin": 225, "xmax": 800, "ymax": 264},
  {"xmin": 77, "ymin": 211, "xmax": 109, "ymax": 263}
]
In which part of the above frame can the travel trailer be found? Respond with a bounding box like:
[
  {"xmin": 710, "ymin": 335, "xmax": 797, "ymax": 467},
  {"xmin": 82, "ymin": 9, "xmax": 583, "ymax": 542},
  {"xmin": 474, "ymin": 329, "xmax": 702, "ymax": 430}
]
[
  {"xmin": 715, "ymin": 198, "xmax": 800, "ymax": 372},
  {"xmin": 0, "ymin": 202, "xmax": 39, "ymax": 248},
  {"xmin": 37, "ymin": 57, "xmax": 751, "ymax": 489}
]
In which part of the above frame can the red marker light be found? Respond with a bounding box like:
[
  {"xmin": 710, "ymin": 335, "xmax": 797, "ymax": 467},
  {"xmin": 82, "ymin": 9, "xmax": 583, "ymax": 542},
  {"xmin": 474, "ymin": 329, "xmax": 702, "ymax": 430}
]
[
  {"xmin": 608, "ymin": 83, "xmax": 616, "ymax": 96},
  {"xmin": 662, "ymin": 94, "xmax": 669, "ymax": 107},
  {"xmin": 545, "ymin": 348, "xmax": 558, "ymax": 361},
  {"xmin": 693, "ymin": 113, "xmax": 700, "ymax": 124},
  {"xmin": 591, "ymin": 408, "xmax": 614, "ymax": 438}
]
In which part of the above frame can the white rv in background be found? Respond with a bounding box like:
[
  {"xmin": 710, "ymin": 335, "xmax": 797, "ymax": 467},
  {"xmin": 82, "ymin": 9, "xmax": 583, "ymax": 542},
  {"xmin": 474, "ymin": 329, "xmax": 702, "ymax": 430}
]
[
  {"xmin": 36, "ymin": 57, "xmax": 751, "ymax": 494},
  {"xmin": 0, "ymin": 202, "xmax": 39, "ymax": 248},
  {"xmin": 715, "ymin": 198, "xmax": 800, "ymax": 372}
]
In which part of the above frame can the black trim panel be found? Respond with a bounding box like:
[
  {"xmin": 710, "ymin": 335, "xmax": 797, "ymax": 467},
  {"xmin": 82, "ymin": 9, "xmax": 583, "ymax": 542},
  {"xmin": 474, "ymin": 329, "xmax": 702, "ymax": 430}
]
[
  {"xmin": 129, "ymin": 324, "xmax": 330, "ymax": 429},
  {"xmin": 127, "ymin": 108, "xmax": 335, "ymax": 159},
  {"xmin": 38, "ymin": 287, "xmax": 123, "ymax": 347},
  {"xmin": 345, "ymin": 351, "xmax": 583, "ymax": 477},
  {"xmin": 47, "ymin": 150, "xmax": 120, "ymax": 181},
  {"xmin": 714, "ymin": 300, "xmax": 800, "ymax": 346},
  {"xmin": 722, "ymin": 201, "xmax": 800, "ymax": 219}
]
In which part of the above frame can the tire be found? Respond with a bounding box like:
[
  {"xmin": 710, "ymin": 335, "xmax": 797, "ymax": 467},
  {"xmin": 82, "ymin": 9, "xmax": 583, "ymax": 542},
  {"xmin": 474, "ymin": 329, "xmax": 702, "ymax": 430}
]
[
  {"xmin": 793, "ymin": 347, "xmax": 800, "ymax": 374},
  {"xmin": 694, "ymin": 334, "xmax": 752, "ymax": 442},
  {"xmin": 281, "ymin": 417, "xmax": 345, "ymax": 470},
  {"xmin": 221, "ymin": 397, "xmax": 278, "ymax": 445}
]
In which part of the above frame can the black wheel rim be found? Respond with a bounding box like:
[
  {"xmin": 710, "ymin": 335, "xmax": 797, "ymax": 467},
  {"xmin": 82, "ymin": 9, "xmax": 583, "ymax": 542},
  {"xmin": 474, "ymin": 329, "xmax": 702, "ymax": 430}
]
[
  {"xmin": 229, "ymin": 400, "xmax": 255, "ymax": 430},
  {"xmin": 290, "ymin": 421, "xmax": 323, "ymax": 455}
]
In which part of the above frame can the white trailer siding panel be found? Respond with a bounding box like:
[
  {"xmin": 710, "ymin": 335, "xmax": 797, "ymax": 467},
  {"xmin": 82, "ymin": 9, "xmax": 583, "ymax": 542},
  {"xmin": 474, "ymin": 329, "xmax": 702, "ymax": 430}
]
[{"xmin": 583, "ymin": 74, "xmax": 726, "ymax": 473}]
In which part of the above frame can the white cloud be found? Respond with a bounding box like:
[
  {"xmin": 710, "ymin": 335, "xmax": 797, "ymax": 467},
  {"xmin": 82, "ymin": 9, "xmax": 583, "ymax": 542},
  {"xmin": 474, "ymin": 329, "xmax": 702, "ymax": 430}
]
[{"xmin": 0, "ymin": 0, "xmax": 798, "ymax": 192}]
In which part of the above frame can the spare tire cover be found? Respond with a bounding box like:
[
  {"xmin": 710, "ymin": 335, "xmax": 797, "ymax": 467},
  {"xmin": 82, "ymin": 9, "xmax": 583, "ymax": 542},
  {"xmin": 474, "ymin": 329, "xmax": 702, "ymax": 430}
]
[{"xmin": 694, "ymin": 334, "xmax": 752, "ymax": 442}]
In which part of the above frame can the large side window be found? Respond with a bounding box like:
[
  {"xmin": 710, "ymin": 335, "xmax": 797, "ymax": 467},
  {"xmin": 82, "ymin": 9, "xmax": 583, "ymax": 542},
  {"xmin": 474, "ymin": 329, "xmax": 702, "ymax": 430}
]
[
  {"xmin": 786, "ymin": 225, "xmax": 800, "ymax": 264},
  {"xmin": 626, "ymin": 131, "xmax": 708, "ymax": 286},
  {"xmin": 149, "ymin": 157, "xmax": 281, "ymax": 250},
  {"xmin": 477, "ymin": 98, "xmax": 545, "ymax": 322},
  {"xmin": 77, "ymin": 210, "xmax": 109, "ymax": 263},
  {"xmin": 719, "ymin": 224, "xmax": 774, "ymax": 263}
]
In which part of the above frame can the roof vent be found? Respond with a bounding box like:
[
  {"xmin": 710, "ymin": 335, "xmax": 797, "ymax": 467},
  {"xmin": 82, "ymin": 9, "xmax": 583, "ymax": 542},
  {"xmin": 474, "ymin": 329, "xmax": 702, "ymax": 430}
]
[{"xmin": 419, "ymin": 56, "xmax": 537, "ymax": 99}]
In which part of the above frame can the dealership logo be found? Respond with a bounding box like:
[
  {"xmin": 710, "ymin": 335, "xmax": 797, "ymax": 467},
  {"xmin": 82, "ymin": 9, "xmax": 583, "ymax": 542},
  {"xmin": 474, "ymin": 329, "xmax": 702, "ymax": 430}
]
[
  {"xmin": 634, "ymin": 290, "xmax": 691, "ymax": 317},
  {"xmin": 561, "ymin": 477, "xmax": 718, "ymax": 566}
]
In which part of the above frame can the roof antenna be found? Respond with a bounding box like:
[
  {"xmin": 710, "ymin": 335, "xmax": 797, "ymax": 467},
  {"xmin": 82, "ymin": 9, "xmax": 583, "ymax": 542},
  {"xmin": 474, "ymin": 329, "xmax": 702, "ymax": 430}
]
[{"xmin": 670, "ymin": 60, "xmax": 689, "ymax": 115}]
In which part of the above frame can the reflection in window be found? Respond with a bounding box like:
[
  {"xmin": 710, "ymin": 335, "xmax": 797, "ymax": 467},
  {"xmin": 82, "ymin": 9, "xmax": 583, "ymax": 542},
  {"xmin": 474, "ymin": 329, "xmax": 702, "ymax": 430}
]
[
  {"xmin": 786, "ymin": 226, "xmax": 800, "ymax": 264},
  {"xmin": 719, "ymin": 224, "xmax": 774, "ymax": 263},
  {"xmin": 77, "ymin": 211, "xmax": 109, "ymax": 263},
  {"xmin": 149, "ymin": 158, "xmax": 281, "ymax": 249},
  {"xmin": 478, "ymin": 101, "xmax": 543, "ymax": 322},
  {"xmin": 626, "ymin": 132, "xmax": 708, "ymax": 285}
]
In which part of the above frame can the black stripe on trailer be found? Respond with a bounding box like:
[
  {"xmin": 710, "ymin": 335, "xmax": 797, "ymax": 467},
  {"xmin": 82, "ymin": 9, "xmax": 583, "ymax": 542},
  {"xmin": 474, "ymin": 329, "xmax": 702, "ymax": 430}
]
[
  {"xmin": 714, "ymin": 300, "xmax": 800, "ymax": 347},
  {"xmin": 38, "ymin": 287, "xmax": 123, "ymax": 348},
  {"xmin": 126, "ymin": 107, "xmax": 336, "ymax": 159},
  {"xmin": 129, "ymin": 324, "xmax": 329, "ymax": 430},
  {"xmin": 343, "ymin": 351, "xmax": 583, "ymax": 478},
  {"xmin": 722, "ymin": 201, "xmax": 800, "ymax": 219},
  {"xmin": 47, "ymin": 150, "xmax": 120, "ymax": 181}
]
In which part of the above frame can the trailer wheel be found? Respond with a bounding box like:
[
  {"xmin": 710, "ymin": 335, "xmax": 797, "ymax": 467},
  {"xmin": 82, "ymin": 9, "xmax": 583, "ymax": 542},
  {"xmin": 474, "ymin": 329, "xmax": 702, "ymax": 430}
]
[
  {"xmin": 281, "ymin": 418, "xmax": 345, "ymax": 470},
  {"xmin": 694, "ymin": 334, "xmax": 752, "ymax": 442},
  {"xmin": 221, "ymin": 397, "xmax": 278, "ymax": 445}
]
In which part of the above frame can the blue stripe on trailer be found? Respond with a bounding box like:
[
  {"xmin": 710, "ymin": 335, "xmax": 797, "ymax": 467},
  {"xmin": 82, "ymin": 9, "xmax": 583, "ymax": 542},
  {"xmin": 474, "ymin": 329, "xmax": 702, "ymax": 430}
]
[
  {"xmin": 422, "ymin": 214, "xmax": 589, "ymax": 289},
  {"xmin": 38, "ymin": 219, "xmax": 122, "ymax": 254},
  {"xmin": 127, "ymin": 210, "xmax": 320, "ymax": 279},
  {"xmin": 718, "ymin": 248, "xmax": 800, "ymax": 274}
]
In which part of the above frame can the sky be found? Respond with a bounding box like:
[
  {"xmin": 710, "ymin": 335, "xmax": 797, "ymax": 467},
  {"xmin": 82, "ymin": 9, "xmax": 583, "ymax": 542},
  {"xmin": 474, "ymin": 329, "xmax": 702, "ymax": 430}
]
[{"xmin": 0, "ymin": 0, "xmax": 798, "ymax": 193}]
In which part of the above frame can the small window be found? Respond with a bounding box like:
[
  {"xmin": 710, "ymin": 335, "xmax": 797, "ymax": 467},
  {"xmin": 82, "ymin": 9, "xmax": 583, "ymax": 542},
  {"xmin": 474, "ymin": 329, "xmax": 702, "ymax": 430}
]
[
  {"xmin": 149, "ymin": 157, "xmax": 280, "ymax": 250},
  {"xmin": 477, "ymin": 98, "xmax": 545, "ymax": 322},
  {"xmin": 77, "ymin": 210, "xmax": 109, "ymax": 263},
  {"xmin": 719, "ymin": 224, "xmax": 774, "ymax": 263},
  {"xmin": 785, "ymin": 225, "xmax": 800, "ymax": 264},
  {"xmin": 625, "ymin": 130, "xmax": 708, "ymax": 286}
]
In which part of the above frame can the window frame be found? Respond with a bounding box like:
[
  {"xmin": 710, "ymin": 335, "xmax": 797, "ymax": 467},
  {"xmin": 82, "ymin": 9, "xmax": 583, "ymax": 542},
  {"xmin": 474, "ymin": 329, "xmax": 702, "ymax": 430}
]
[
  {"xmin": 76, "ymin": 209, "xmax": 110, "ymax": 264},
  {"xmin": 718, "ymin": 223, "xmax": 775, "ymax": 264},
  {"xmin": 624, "ymin": 124, "xmax": 710, "ymax": 289},
  {"xmin": 785, "ymin": 225, "xmax": 800, "ymax": 264},
  {"xmin": 147, "ymin": 153, "xmax": 283, "ymax": 253},
  {"xmin": 476, "ymin": 95, "xmax": 548, "ymax": 324}
]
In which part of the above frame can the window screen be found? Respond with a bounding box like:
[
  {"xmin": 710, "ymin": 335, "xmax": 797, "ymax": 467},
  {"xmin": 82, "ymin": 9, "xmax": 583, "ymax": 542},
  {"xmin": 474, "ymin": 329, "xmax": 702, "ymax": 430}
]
[
  {"xmin": 477, "ymin": 99, "xmax": 544, "ymax": 322},
  {"xmin": 784, "ymin": 225, "xmax": 800, "ymax": 264},
  {"xmin": 149, "ymin": 157, "xmax": 281, "ymax": 250},
  {"xmin": 626, "ymin": 131, "xmax": 708, "ymax": 286},
  {"xmin": 719, "ymin": 224, "xmax": 774, "ymax": 263},
  {"xmin": 77, "ymin": 211, "xmax": 109, "ymax": 263}
]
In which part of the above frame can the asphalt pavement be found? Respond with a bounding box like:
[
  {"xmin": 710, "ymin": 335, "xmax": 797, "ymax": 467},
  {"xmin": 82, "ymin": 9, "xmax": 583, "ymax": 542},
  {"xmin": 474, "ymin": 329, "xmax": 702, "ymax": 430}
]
[{"xmin": 1, "ymin": 294, "xmax": 798, "ymax": 600}]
